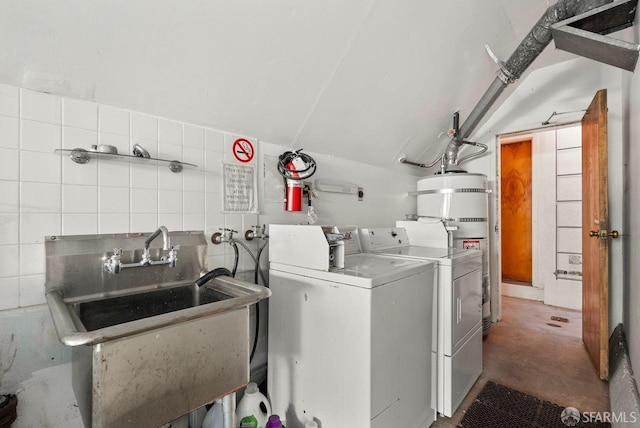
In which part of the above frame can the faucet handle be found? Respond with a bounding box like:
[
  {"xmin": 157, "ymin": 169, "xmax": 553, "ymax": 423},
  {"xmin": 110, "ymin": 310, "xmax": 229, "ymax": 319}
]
[
  {"xmin": 245, "ymin": 225, "xmax": 267, "ymax": 241},
  {"xmin": 104, "ymin": 248, "xmax": 123, "ymax": 274}
]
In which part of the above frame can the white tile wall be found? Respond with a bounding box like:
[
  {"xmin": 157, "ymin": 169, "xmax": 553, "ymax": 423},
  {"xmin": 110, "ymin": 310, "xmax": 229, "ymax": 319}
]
[
  {"xmin": 159, "ymin": 119, "xmax": 182, "ymax": 145},
  {"xmin": 62, "ymin": 184, "xmax": 98, "ymax": 213},
  {"xmin": 159, "ymin": 189, "xmax": 182, "ymax": 213},
  {"xmin": 557, "ymin": 201, "xmax": 581, "ymax": 227},
  {"xmin": 21, "ymin": 182, "xmax": 61, "ymax": 212},
  {"xmin": 62, "ymin": 126, "xmax": 97, "ymax": 150},
  {"xmin": 0, "ymin": 85, "xmax": 19, "ymax": 117},
  {"xmin": 556, "ymin": 147, "xmax": 582, "ymax": 175},
  {"xmin": 0, "ymin": 82, "xmax": 419, "ymax": 311},
  {"xmin": 0, "ymin": 277, "xmax": 20, "ymax": 310},
  {"xmin": 21, "ymin": 120, "xmax": 60, "ymax": 152},
  {"xmin": 0, "ymin": 246, "xmax": 19, "ymax": 277},
  {"xmin": 557, "ymin": 176, "xmax": 582, "ymax": 201},
  {"xmin": 99, "ymin": 213, "xmax": 129, "ymax": 233},
  {"xmin": 21, "ymin": 90, "xmax": 61, "ymax": 124},
  {"xmin": 99, "ymin": 105, "xmax": 129, "ymax": 136},
  {"xmin": 0, "ymin": 83, "xmax": 253, "ymax": 310},
  {"xmin": 20, "ymin": 151, "xmax": 60, "ymax": 183},
  {"xmin": 557, "ymin": 227, "xmax": 582, "ymax": 254},
  {"xmin": 184, "ymin": 125, "xmax": 204, "ymax": 149},
  {"xmin": 0, "ymin": 148, "xmax": 19, "ymax": 181},
  {"xmin": 0, "ymin": 181, "xmax": 19, "ymax": 212},
  {"xmin": 62, "ymin": 213, "xmax": 98, "ymax": 235},
  {"xmin": 131, "ymin": 113, "xmax": 157, "ymax": 140},
  {"xmin": 62, "ymin": 98, "xmax": 98, "ymax": 131},
  {"xmin": 99, "ymin": 186, "xmax": 130, "ymax": 213},
  {"xmin": 0, "ymin": 214, "xmax": 19, "ymax": 244},
  {"xmin": 0, "ymin": 115, "xmax": 19, "ymax": 149},
  {"xmin": 20, "ymin": 243, "xmax": 45, "ymax": 276},
  {"xmin": 20, "ymin": 214, "xmax": 60, "ymax": 244},
  {"xmin": 20, "ymin": 274, "xmax": 46, "ymax": 306}
]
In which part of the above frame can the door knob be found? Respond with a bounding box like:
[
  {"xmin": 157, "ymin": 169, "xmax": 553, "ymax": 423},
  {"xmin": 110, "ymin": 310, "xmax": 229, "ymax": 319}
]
[{"xmin": 589, "ymin": 230, "xmax": 619, "ymax": 238}]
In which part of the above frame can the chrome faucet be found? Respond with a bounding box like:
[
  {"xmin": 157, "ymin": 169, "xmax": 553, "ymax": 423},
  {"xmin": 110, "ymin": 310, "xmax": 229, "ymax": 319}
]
[
  {"xmin": 103, "ymin": 226, "xmax": 180, "ymax": 274},
  {"xmin": 142, "ymin": 226, "xmax": 171, "ymax": 266}
]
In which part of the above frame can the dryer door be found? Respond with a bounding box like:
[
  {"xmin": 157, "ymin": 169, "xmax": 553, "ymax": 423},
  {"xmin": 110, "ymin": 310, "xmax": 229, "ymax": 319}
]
[{"xmin": 446, "ymin": 269, "xmax": 482, "ymax": 355}]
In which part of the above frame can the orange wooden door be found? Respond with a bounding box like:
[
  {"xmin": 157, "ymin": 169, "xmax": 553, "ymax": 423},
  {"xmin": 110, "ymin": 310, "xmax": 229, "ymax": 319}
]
[
  {"xmin": 500, "ymin": 140, "xmax": 532, "ymax": 282},
  {"xmin": 582, "ymin": 89, "xmax": 615, "ymax": 380}
]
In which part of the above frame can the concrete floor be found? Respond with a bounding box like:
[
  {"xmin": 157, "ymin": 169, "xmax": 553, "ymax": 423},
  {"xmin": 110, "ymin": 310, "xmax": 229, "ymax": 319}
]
[{"xmin": 432, "ymin": 295, "xmax": 610, "ymax": 427}]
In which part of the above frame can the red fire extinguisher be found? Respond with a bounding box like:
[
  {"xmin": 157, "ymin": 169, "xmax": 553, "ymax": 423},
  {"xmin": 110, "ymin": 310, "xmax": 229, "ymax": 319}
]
[{"xmin": 277, "ymin": 150, "xmax": 317, "ymax": 212}]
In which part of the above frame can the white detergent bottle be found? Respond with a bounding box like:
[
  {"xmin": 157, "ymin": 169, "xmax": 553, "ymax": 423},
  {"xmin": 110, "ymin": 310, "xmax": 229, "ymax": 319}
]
[
  {"xmin": 201, "ymin": 400, "xmax": 223, "ymax": 428},
  {"xmin": 236, "ymin": 382, "xmax": 271, "ymax": 428}
]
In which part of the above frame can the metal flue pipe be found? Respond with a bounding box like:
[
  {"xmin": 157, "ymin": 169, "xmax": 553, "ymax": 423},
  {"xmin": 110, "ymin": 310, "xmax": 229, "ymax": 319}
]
[{"xmin": 443, "ymin": 0, "xmax": 612, "ymax": 170}]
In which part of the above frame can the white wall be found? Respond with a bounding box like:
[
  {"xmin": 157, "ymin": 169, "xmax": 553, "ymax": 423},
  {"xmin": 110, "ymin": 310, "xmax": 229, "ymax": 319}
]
[
  {"xmin": 622, "ymin": 14, "xmax": 640, "ymax": 384},
  {"xmin": 0, "ymin": 83, "xmax": 419, "ymax": 426},
  {"xmin": 0, "ymin": 1, "xmax": 575, "ymax": 172},
  {"xmin": 532, "ymin": 130, "xmax": 556, "ymax": 302},
  {"xmin": 258, "ymin": 142, "xmax": 418, "ymax": 228},
  {"xmin": 465, "ymin": 57, "xmax": 626, "ymax": 327}
]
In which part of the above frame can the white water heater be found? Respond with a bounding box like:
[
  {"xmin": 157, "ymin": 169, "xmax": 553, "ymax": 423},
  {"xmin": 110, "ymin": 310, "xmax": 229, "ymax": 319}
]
[{"xmin": 416, "ymin": 173, "xmax": 492, "ymax": 334}]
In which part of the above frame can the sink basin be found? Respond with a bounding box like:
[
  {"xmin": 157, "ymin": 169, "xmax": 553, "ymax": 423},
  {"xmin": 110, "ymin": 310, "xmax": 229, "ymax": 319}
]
[
  {"xmin": 46, "ymin": 276, "xmax": 269, "ymax": 346},
  {"xmin": 76, "ymin": 283, "xmax": 233, "ymax": 331},
  {"xmin": 44, "ymin": 231, "xmax": 271, "ymax": 428}
]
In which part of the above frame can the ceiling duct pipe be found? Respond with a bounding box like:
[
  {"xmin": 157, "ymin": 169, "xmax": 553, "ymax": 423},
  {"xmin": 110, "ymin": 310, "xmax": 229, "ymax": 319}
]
[{"xmin": 443, "ymin": 0, "xmax": 612, "ymax": 172}]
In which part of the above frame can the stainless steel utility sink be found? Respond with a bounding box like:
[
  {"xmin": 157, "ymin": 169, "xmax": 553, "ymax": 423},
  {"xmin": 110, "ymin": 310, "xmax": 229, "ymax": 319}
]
[
  {"xmin": 46, "ymin": 276, "xmax": 268, "ymax": 346},
  {"xmin": 76, "ymin": 283, "xmax": 233, "ymax": 331},
  {"xmin": 44, "ymin": 231, "xmax": 271, "ymax": 428}
]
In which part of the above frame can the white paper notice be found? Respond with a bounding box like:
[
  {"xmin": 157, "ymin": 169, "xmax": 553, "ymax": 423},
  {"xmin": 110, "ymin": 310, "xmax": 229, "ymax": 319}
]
[{"xmin": 223, "ymin": 163, "xmax": 257, "ymax": 213}]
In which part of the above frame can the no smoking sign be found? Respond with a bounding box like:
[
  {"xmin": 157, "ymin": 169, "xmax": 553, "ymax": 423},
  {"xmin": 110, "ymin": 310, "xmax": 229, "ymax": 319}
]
[{"xmin": 232, "ymin": 138, "xmax": 254, "ymax": 163}]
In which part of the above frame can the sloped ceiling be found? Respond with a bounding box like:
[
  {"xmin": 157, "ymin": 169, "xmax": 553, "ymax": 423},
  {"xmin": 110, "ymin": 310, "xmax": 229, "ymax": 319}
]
[{"xmin": 0, "ymin": 0, "xmax": 577, "ymax": 171}]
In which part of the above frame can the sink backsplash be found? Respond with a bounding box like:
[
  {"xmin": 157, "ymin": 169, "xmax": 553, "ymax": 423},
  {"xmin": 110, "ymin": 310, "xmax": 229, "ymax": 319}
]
[{"xmin": 45, "ymin": 231, "xmax": 207, "ymax": 301}]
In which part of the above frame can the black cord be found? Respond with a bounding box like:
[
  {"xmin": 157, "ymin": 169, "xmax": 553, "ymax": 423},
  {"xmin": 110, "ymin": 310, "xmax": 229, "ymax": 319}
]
[
  {"xmin": 194, "ymin": 267, "xmax": 233, "ymax": 287},
  {"xmin": 231, "ymin": 241, "xmax": 239, "ymax": 278},
  {"xmin": 255, "ymin": 242, "xmax": 267, "ymax": 285},
  {"xmin": 249, "ymin": 241, "xmax": 269, "ymax": 362}
]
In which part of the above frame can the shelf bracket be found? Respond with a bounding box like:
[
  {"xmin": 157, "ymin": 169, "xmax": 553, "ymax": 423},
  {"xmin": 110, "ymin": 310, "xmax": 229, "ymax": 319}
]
[{"xmin": 551, "ymin": 0, "xmax": 640, "ymax": 72}]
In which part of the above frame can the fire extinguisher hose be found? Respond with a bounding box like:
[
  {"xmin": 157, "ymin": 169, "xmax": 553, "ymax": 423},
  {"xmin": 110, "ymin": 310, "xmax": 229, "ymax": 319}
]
[{"xmin": 277, "ymin": 149, "xmax": 317, "ymax": 181}]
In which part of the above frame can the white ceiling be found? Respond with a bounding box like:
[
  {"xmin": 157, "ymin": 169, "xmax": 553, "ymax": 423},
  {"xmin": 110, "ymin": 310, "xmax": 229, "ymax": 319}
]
[{"xmin": 0, "ymin": 0, "xmax": 578, "ymax": 171}]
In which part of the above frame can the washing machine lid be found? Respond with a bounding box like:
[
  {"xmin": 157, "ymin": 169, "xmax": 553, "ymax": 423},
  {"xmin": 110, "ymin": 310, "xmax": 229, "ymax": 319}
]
[{"xmin": 270, "ymin": 253, "xmax": 433, "ymax": 289}]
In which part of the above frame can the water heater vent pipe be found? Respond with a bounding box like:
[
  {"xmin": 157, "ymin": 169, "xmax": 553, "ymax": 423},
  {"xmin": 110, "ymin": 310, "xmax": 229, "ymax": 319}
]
[
  {"xmin": 402, "ymin": 0, "xmax": 612, "ymax": 172},
  {"xmin": 444, "ymin": 0, "xmax": 611, "ymax": 172}
]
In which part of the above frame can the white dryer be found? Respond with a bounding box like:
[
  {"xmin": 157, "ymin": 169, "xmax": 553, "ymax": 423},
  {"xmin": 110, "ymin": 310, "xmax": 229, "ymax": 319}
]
[
  {"xmin": 268, "ymin": 225, "xmax": 437, "ymax": 428},
  {"xmin": 359, "ymin": 226, "xmax": 483, "ymax": 417}
]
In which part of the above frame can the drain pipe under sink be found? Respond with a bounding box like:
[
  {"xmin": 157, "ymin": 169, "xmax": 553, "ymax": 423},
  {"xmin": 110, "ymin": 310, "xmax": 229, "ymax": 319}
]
[{"xmin": 222, "ymin": 393, "xmax": 237, "ymax": 428}]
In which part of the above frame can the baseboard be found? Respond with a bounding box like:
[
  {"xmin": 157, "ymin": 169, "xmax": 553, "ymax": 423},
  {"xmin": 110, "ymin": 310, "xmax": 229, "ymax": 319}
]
[
  {"xmin": 609, "ymin": 324, "xmax": 640, "ymax": 427},
  {"xmin": 501, "ymin": 282, "xmax": 543, "ymax": 301}
]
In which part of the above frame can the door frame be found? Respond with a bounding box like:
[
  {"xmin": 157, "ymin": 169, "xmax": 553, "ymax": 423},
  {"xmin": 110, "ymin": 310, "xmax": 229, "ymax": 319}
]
[{"xmin": 494, "ymin": 121, "xmax": 582, "ymax": 321}]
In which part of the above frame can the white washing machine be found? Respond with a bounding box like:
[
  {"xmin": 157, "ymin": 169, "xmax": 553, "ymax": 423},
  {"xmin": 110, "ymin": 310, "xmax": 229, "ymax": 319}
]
[
  {"xmin": 268, "ymin": 225, "xmax": 437, "ymax": 428},
  {"xmin": 359, "ymin": 226, "xmax": 483, "ymax": 417}
]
